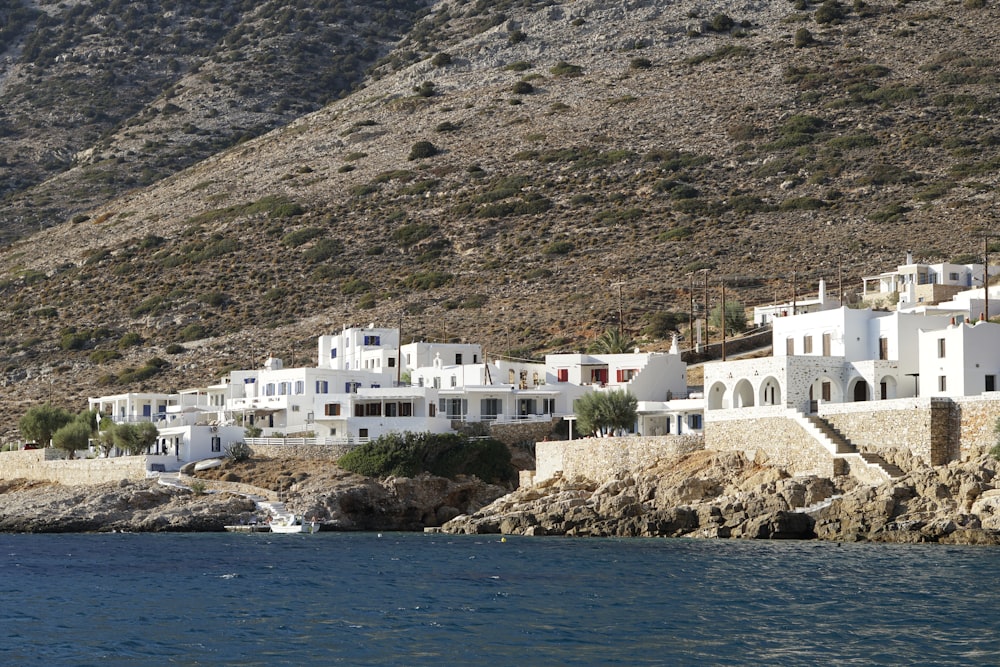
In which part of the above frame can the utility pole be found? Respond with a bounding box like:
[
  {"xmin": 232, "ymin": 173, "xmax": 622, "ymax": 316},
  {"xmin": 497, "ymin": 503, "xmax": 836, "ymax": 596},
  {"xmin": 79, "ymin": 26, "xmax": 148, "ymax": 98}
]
[
  {"xmin": 721, "ymin": 279, "xmax": 727, "ymax": 361},
  {"xmin": 792, "ymin": 270, "xmax": 798, "ymax": 316},
  {"xmin": 986, "ymin": 235, "xmax": 991, "ymax": 322},
  {"xmin": 838, "ymin": 257, "xmax": 844, "ymax": 307},
  {"xmin": 687, "ymin": 272, "xmax": 694, "ymax": 348},
  {"xmin": 396, "ymin": 312, "xmax": 402, "ymax": 387},
  {"xmin": 703, "ymin": 269, "xmax": 710, "ymax": 348}
]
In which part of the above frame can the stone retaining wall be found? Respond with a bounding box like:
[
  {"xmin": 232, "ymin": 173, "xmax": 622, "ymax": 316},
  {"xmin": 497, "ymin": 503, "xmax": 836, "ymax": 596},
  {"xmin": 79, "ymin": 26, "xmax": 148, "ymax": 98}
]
[
  {"xmin": 0, "ymin": 449, "xmax": 148, "ymax": 485},
  {"xmin": 819, "ymin": 399, "xmax": 938, "ymax": 468},
  {"xmin": 250, "ymin": 443, "xmax": 354, "ymax": 461},
  {"xmin": 954, "ymin": 395, "xmax": 1000, "ymax": 458},
  {"xmin": 486, "ymin": 419, "xmax": 560, "ymax": 446},
  {"xmin": 705, "ymin": 417, "xmax": 835, "ymax": 477},
  {"xmin": 178, "ymin": 473, "xmax": 279, "ymax": 501},
  {"xmin": 536, "ymin": 435, "xmax": 704, "ymax": 484}
]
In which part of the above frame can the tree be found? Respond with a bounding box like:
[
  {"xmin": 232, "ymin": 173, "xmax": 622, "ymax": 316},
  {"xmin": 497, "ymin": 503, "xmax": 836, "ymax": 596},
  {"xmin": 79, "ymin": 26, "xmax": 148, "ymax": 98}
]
[
  {"xmin": 709, "ymin": 300, "xmax": 748, "ymax": 333},
  {"xmin": 52, "ymin": 420, "xmax": 92, "ymax": 459},
  {"xmin": 589, "ymin": 327, "xmax": 636, "ymax": 354},
  {"xmin": 574, "ymin": 390, "xmax": 638, "ymax": 437},
  {"xmin": 113, "ymin": 421, "xmax": 159, "ymax": 455},
  {"xmin": 18, "ymin": 404, "xmax": 74, "ymax": 448}
]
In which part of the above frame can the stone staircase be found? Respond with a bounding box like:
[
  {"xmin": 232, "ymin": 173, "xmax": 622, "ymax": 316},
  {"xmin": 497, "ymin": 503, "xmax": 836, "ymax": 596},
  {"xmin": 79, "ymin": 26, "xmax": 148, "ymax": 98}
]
[{"xmin": 790, "ymin": 411, "xmax": 905, "ymax": 482}]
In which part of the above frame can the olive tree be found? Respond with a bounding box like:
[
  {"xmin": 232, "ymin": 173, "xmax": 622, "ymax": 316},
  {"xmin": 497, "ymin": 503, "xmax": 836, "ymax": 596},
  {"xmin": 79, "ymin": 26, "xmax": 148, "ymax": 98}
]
[
  {"xmin": 574, "ymin": 389, "xmax": 638, "ymax": 437},
  {"xmin": 113, "ymin": 421, "xmax": 159, "ymax": 455},
  {"xmin": 51, "ymin": 419, "xmax": 93, "ymax": 459},
  {"xmin": 18, "ymin": 404, "xmax": 74, "ymax": 448}
]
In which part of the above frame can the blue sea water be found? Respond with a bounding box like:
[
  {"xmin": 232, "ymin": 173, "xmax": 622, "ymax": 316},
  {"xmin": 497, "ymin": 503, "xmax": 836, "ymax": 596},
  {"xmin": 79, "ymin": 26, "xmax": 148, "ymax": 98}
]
[{"xmin": 1, "ymin": 533, "xmax": 999, "ymax": 666}]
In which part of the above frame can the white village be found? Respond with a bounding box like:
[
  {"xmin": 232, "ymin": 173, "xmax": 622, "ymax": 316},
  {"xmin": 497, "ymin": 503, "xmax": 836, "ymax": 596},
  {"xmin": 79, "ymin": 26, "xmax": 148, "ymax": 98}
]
[{"xmin": 2, "ymin": 252, "xmax": 992, "ymax": 493}]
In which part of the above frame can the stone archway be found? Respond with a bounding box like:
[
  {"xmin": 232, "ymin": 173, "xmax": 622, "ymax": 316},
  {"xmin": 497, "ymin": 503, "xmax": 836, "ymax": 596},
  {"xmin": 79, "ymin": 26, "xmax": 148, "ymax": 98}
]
[
  {"xmin": 708, "ymin": 381, "xmax": 727, "ymax": 410},
  {"xmin": 759, "ymin": 376, "xmax": 782, "ymax": 406},
  {"xmin": 733, "ymin": 379, "xmax": 755, "ymax": 408},
  {"xmin": 849, "ymin": 378, "xmax": 871, "ymax": 402}
]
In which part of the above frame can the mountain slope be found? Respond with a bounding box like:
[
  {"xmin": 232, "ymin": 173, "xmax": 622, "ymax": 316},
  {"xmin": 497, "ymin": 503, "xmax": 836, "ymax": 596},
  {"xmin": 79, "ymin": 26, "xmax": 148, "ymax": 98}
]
[{"xmin": 0, "ymin": 0, "xmax": 997, "ymax": 434}]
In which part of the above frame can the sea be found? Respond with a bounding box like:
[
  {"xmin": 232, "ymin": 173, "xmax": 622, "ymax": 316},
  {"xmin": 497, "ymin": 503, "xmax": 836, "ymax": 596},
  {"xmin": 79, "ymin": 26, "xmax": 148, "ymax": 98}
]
[{"xmin": 2, "ymin": 533, "xmax": 999, "ymax": 666}]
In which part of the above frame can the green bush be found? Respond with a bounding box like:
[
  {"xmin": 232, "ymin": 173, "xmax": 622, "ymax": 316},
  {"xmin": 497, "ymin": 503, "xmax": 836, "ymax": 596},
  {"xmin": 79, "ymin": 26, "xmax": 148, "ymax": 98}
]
[
  {"xmin": 431, "ymin": 52, "xmax": 453, "ymax": 67},
  {"xmin": 179, "ymin": 324, "xmax": 209, "ymax": 342},
  {"xmin": 512, "ymin": 80, "xmax": 534, "ymax": 95},
  {"xmin": 226, "ymin": 441, "xmax": 253, "ymax": 462},
  {"xmin": 282, "ymin": 227, "xmax": 324, "ymax": 248},
  {"xmin": 794, "ymin": 28, "xmax": 815, "ymax": 48},
  {"xmin": 403, "ymin": 271, "xmax": 452, "ymax": 290},
  {"xmin": 408, "ymin": 141, "xmax": 438, "ymax": 160},
  {"xmin": 337, "ymin": 432, "xmax": 514, "ymax": 484},
  {"xmin": 814, "ymin": 0, "xmax": 846, "ymax": 23},
  {"xmin": 630, "ymin": 57, "xmax": 653, "ymax": 69},
  {"xmin": 118, "ymin": 332, "xmax": 143, "ymax": 349},
  {"xmin": 550, "ymin": 61, "xmax": 583, "ymax": 77},
  {"xmin": 543, "ymin": 240, "xmax": 574, "ymax": 255}
]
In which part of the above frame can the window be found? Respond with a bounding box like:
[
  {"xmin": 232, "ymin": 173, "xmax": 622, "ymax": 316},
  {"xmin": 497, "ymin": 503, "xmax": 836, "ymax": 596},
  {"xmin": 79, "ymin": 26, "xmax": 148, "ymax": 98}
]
[
  {"xmin": 359, "ymin": 428, "xmax": 368, "ymax": 439},
  {"xmin": 345, "ymin": 381, "xmax": 361, "ymax": 393},
  {"xmin": 211, "ymin": 436, "xmax": 221, "ymax": 453},
  {"xmin": 331, "ymin": 348, "xmax": 337, "ymax": 358},
  {"xmin": 386, "ymin": 403, "xmax": 397, "ymax": 417},
  {"xmin": 688, "ymin": 414, "xmax": 702, "ymax": 430},
  {"xmin": 388, "ymin": 357, "xmax": 396, "ymax": 368},
  {"xmin": 455, "ymin": 353, "xmax": 462, "ymax": 365},
  {"xmin": 291, "ymin": 405, "xmax": 300, "ymax": 412},
  {"xmin": 616, "ymin": 369, "xmax": 638, "ymax": 383},
  {"xmin": 937, "ymin": 338, "xmax": 946, "ymax": 358},
  {"xmin": 398, "ymin": 402, "xmax": 412, "ymax": 417},
  {"xmin": 294, "ymin": 380, "xmax": 304, "ymax": 395},
  {"xmin": 557, "ymin": 368, "xmax": 569, "ymax": 382},
  {"xmin": 803, "ymin": 336, "xmax": 813, "ymax": 354},
  {"xmin": 591, "ymin": 368, "xmax": 608, "ymax": 385},
  {"xmin": 481, "ymin": 398, "xmax": 502, "ymax": 420},
  {"xmin": 428, "ymin": 404, "xmax": 436, "ymax": 417},
  {"xmin": 264, "ymin": 383, "xmax": 275, "ymax": 396},
  {"xmin": 450, "ymin": 375, "xmax": 457, "ymax": 388},
  {"xmin": 326, "ymin": 403, "xmax": 341, "ymax": 416},
  {"xmin": 316, "ymin": 380, "xmax": 329, "ymax": 394},
  {"xmin": 822, "ymin": 333, "xmax": 831, "ymax": 356},
  {"xmin": 821, "ymin": 382, "xmax": 831, "ymax": 402},
  {"xmin": 354, "ymin": 404, "xmax": 364, "ymax": 417},
  {"xmin": 509, "ymin": 369, "xmax": 516, "ymax": 384},
  {"xmin": 365, "ymin": 403, "xmax": 382, "ymax": 416},
  {"xmin": 987, "ymin": 375, "xmax": 997, "ymax": 392},
  {"xmin": 364, "ymin": 335, "xmax": 380, "ymax": 346},
  {"xmin": 278, "ymin": 382, "xmax": 290, "ymax": 395},
  {"xmin": 878, "ymin": 338, "xmax": 889, "ymax": 361},
  {"xmin": 433, "ymin": 377, "xmax": 441, "ymax": 389},
  {"xmin": 949, "ymin": 272, "xmax": 959, "ymax": 281},
  {"xmin": 939, "ymin": 376, "xmax": 947, "ymax": 392},
  {"xmin": 786, "ymin": 338, "xmax": 795, "ymax": 355},
  {"xmin": 543, "ymin": 398, "xmax": 555, "ymax": 414}
]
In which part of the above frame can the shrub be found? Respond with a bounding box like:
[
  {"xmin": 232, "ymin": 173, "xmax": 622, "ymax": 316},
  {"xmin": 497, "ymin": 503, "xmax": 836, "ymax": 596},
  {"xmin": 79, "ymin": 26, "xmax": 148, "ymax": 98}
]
[
  {"xmin": 431, "ymin": 52, "xmax": 452, "ymax": 67},
  {"xmin": 543, "ymin": 240, "xmax": 574, "ymax": 255},
  {"xmin": 304, "ymin": 238, "xmax": 343, "ymax": 263},
  {"xmin": 794, "ymin": 28, "xmax": 815, "ymax": 47},
  {"xmin": 508, "ymin": 29, "xmax": 527, "ymax": 44},
  {"xmin": 550, "ymin": 61, "xmax": 583, "ymax": 77},
  {"xmin": 337, "ymin": 432, "xmax": 514, "ymax": 484},
  {"xmin": 403, "ymin": 271, "xmax": 452, "ymax": 290},
  {"xmin": 226, "ymin": 441, "xmax": 252, "ymax": 462},
  {"xmin": 408, "ymin": 141, "xmax": 438, "ymax": 160},
  {"xmin": 341, "ymin": 279, "xmax": 372, "ymax": 295},
  {"xmin": 118, "ymin": 332, "xmax": 143, "ymax": 349},
  {"xmin": 815, "ymin": 0, "xmax": 846, "ymax": 23},
  {"xmin": 89, "ymin": 349, "xmax": 122, "ymax": 364},
  {"xmin": 708, "ymin": 13, "xmax": 735, "ymax": 31},
  {"xmin": 179, "ymin": 324, "xmax": 209, "ymax": 342},
  {"xmin": 413, "ymin": 81, "xmax": 436, "ymax": 97},
  {"xmin": 630, "ymin": 57, "xmax": 653, "ymax": 69},
  {"xmin": 165, "ymin": 343, "xmax": 186, "ymax": 355},
  {"xmin": 282, "ymin": 227, "xmax": 324, "ymax": 248},
  {"xmin": 504, "ymin": 61, "xmax": 532, "ymax": 71},
  {"xmin": 512, "ymin": 80, "xmax": 534, "ymax": 95}
]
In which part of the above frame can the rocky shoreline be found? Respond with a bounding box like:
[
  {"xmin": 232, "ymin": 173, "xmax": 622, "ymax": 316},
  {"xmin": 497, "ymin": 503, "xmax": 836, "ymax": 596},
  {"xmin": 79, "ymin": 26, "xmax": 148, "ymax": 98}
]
[
  {"xmin": 3, "ymin": 452, "xmax": 1000, "ymax": 544},
  {"xmin": 438, "ymin": 451, "xmax": 1000, "ymax": 545}
]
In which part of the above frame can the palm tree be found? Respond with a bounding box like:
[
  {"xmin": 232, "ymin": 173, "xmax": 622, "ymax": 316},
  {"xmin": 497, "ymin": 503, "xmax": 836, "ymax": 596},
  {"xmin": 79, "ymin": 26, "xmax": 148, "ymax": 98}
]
[
  {"xmin": 574, "ymin": 389, "xmax": 638, "ymax": 437},
  {"xmin": 589, "ymin": 327, "xmax": 636, "ymax": 354}
]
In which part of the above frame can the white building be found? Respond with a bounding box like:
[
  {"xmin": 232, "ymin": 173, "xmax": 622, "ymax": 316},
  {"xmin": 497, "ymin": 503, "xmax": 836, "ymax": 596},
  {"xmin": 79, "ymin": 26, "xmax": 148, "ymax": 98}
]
[
  {"xmin": 753, "ymin": 279, "xmax": 841, "ymax": 326},
  {"xmin": 861, "ymin": 251, "xmax": 997, "ymax": 308}
]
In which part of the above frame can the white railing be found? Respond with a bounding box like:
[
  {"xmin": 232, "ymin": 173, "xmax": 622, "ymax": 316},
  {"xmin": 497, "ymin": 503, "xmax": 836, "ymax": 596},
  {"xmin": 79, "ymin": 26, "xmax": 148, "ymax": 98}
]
[{"xmin": 245, "ymin": 437, "xmax": 369, "ymax": 447}]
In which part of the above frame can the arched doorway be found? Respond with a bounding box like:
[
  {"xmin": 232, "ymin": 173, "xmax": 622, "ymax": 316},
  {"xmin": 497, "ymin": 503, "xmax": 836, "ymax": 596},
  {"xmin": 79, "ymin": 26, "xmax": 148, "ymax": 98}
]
[
  {"xmin": 850, "ymin": 378, "xmax": 870, "ymax": 402},
  {"xmin": 878, "ymin": 375, "xmax": 898, "ymax": 400},
  {"xmin": 759, "ymin": 377, "xmax": 782, "ymax": 406},
  {"xmin": 708, "ymin": 381, "xmax": 727, "ymax": 410},
  {"xmin": 733, "ymin": 379, "xmax": 755, "ymax": 408}
]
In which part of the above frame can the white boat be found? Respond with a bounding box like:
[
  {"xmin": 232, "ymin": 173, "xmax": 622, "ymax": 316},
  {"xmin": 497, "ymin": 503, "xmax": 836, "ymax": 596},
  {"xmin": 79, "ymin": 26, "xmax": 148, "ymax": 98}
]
[{"xmin": 269, "ymin": 514, "xmax": 319, "ymax": 534}]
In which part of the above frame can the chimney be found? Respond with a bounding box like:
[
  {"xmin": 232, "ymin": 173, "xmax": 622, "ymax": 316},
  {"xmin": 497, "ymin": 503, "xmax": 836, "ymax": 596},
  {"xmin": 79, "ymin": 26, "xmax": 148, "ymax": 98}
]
[
  {"xmin": 818, "ymin": 278, "xmax": 827, "ymax": 306},
  {"xmin": 906, "ymin": 249, "xmax": 913, "ymax": 265}
]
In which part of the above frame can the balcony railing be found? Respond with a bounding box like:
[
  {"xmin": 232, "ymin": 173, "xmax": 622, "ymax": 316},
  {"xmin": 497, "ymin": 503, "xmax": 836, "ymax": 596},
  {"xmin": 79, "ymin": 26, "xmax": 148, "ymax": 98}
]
[{"xmin": 245, "ymin": 437, "xmax": 368, "ymax": 447}]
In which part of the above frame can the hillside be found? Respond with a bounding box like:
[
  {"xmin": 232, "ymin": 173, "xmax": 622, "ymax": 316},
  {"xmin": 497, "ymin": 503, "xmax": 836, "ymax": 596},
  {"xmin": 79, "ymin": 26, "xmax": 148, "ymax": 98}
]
[{"xmin": 0, "ymin": 0, "xmax": 998, "ymax": 436}]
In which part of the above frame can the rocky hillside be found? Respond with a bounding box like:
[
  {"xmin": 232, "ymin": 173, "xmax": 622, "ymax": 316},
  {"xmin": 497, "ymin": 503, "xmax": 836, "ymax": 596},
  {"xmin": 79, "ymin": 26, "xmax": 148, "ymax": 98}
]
[{"xmin": 0, "ymin": 0, "xmax": 998, "ymax": 431}]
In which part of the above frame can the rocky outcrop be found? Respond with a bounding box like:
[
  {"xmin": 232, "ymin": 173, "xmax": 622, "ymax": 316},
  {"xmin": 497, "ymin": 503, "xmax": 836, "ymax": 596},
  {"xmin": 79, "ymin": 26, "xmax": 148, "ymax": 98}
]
[
  {"xmin": 439, "ymin": 451, "xmax": 1000, "ymax": 545},
  {"xmin": 0, "ymin": 462, "xmax": 509, "ymax": 533},
  {"xmin": 0, "ymin": 478, "xmax": 256, "ymax": 533}
]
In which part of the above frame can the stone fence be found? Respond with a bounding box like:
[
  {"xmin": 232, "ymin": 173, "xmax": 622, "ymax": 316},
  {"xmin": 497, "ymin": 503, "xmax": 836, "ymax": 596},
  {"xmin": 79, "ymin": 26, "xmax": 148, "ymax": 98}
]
[
  {"xmin": 0, "ymin": 449, "xmax": 149, "ymax": 485},
  {"xmin": 535, "ymin": 435, "xmax": 704, "ymax": 484},
  {"xmin": 249, "ymin": 443, "xmax": 355, "ymax": 461}
]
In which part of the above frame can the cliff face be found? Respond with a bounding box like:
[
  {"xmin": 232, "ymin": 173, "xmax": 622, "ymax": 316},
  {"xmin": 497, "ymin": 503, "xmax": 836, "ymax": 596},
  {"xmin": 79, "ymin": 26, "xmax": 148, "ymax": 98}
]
[{"xmin": 439, "ymin": 451, "xmax": 1000, "ymax": 544}]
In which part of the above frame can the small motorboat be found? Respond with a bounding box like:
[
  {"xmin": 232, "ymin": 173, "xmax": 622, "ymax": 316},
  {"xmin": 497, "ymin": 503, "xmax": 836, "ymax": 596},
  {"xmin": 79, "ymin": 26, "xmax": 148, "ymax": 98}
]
[{"xmin": 269, "ymin": 514, "xmax": 320, "ymax": 534}]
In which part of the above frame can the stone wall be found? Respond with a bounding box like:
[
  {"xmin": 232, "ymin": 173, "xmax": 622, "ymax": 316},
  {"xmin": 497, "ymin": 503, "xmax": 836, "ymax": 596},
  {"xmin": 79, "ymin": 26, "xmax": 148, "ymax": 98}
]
[
  {"xmin": 250, "ymin": 443, "xmax": 354, "ymax": 461},
  {"xmin": 535, "ymin": 435, "xmax": 704, "ymax": 484},
  {"xmin": 485, "ymin": 419, "xmax": 560, "ymax": 446},
  {"xmin": 820, "ymin": 399, "xmax": 938, "ymax": 468},
  {"xmin": 954, "ymin": 395, "xmax": 1000, "ymax": 458},
  {"xmin": 0, "ymin": 449, "xmax": 148, "ymax": 485},
  {"xmin": 705, "ymin": 416, "xmax": 835, "ymax": 477}
]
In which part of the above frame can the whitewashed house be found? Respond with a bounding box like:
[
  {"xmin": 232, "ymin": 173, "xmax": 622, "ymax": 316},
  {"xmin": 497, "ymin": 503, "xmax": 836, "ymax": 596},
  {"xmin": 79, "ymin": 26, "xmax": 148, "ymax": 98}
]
[
  {"xmin": 861, "ymin": 251, "xmax": 996, "ymax": 308},
  {"xmin": 753, "ymin": 279, "xmax": 841, "ymax": 326}
]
